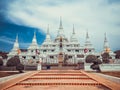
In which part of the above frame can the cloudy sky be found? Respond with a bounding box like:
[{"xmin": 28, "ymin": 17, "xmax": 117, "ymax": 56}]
[{"xmin": 0, "ymin": 0, "xmax": 120, "ymax": 52}]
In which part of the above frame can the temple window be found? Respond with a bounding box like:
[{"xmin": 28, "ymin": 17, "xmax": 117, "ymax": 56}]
[
  {"xmin": 50, "ymin": 56, "xmax": 54, "ymax": 58},
  {"xmin": 52, "ymin": 50, "xmax": 54, "ymax": 52},
  {"xmin": 67, "ymin": 45, "xmax": 69, "ymax": 47},
  {"xmin": 68, "ymin": 56, "xmax": 72, "ymax": 58},
  {"xmin": 22, "ymin": 56, "xmax": 26, "ymax": 59},
  {"xmin": 89, "ymin": 50, "xmax": 91, "ymax": 52},
  {"xmin": 97, "ymin": 56, "xmax": 100, "ymax": 58},
  {"xmin": 32, "ymin": 56, "xmax": 35, "ymax": 59},
  {"xmin": 77, "ymin": 55, "xmax": 84, "ymax": 58},
  {"xmin": 75, "ymin": 50, "xmax": 79, "ymax": 52},
  {"xmin": 53, "ymin": 45, "xmax": 55, "ymax": 47},
  {"xmin": 68, "ymin": 50, "xmax": 71, "ymax": 52},
  {"xmin": 43, "ymin": 50, "xmax": 46, "ymax": 52}
]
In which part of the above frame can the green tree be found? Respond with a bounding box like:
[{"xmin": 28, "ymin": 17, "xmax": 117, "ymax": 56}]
[
  {"xmin": 7, "ymin": 56, "xmax": 20, "ymax": 67},
  {"xmin": 90, "ymin": 59, "xmax": 102, "ymax": 72},
  {"xmin": 16, "ymin": 64, "xmax": 24, "ymax": 73},
  {"xmin": 0, "ymin": 52, "xmax": 8, "ymax": 59},
  {"xmin": 114, "ymin": 50, "xmax": 120, "ymax": 59},
  {"xmin": 0, "ymin": 58, "xmax": 3, "ymax": 70},
  {"xmin": 101, "ymin": 52, "xmax": 110, "ymax": 63},
  {"xmin": 0, "ymin": 58, "xmax": 3, "ymax": 66},
  {"xmin": 85, "ymin": 55, "xmax": 97, "ymax": 63}
]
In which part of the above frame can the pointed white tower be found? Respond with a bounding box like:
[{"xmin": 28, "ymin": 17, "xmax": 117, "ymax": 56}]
[
  {"xmin": 103, "ymin": 33, "xmax": 110, "ymax": 53},
  {"xmin": 13, "ymin": 34, "xmax": 19, "ymax": 50},
  {"xmin": 84, "ymin": 31, "xmax": 95, "ymax": 53},
  {"xmin": 104, "ymin": 33, "xmax": 109, "ymax": 49},
  {"xmin": 70, "ymin": 24, "xmax": 78, "ymax": 42},
  {"xmin": 102, "ymin": 33, "xmax": 116, "ymax": 59},
  {"xmin": 59, "ymin": 16, "xmax": 63, "ymax": 29},
  {"xmin": 45, "ymin": 24, "xmax": 52, "ymax": 42},
  {"xmin": 57, "ymin": 16, "xmax": 64, "ymax": 37},
  {"xmin": 7, "ymin": 34, "xmax": 20, "ymax": 59},
  {"xmin": 32, "ymin": 32, "xmax": 37, "ymax": 44},
  {"xmin": 85, "ymin": 31, "xmax": 92, "ymax": 47},
  {"xmin": 28, "ymin": 31, "xmax": 39, "ymax": 49}
]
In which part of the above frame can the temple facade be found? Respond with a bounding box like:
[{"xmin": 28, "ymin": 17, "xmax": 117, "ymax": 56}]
[{"xmin": 7, "ymin": 18, "xmax": 116, "ymax": 65}]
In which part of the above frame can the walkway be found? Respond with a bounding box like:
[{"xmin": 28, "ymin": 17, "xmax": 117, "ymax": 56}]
[{"xmin": 0, "ymin": 70, "xmax": 120, "ymax": 90}]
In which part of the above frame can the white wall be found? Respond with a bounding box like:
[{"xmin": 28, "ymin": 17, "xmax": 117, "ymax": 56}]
[
  {"xmin": 84, "ymin": 63, "xmax": 95, "ymax": 71},
  {"xmin": 100, "ymin": 64, "xmax": 120, "ymax": 71},
  {"xmin": 84, "ymin": 63, "xmax": 120, "ymax": 71}
]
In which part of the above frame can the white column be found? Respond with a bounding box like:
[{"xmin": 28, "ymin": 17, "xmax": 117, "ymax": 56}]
[{"xmin": 37, "ymin": 59, "xmax": 42, "ymax": 70}]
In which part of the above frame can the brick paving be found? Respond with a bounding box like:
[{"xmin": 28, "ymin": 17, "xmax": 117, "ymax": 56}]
[{"xmin": 0, "ymin": 70, "xmax": 120, "ymax": 90}]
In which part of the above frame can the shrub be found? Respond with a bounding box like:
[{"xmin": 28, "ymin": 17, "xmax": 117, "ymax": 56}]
[
  {"xmin": 7, "ymin": 56, "xmax": 20, "ymax": 67},
  {"xmin": 101, "ymin": 52, "xmax": 110, "ymax": 63},
  {"xmin": 16, "ymin": 64, "xmax": 24, "ymax": 73},
  {"xmin": 114, "ymin": 50, "xmax": 120, "ymax": 59},
  {"xmin": 90, "ymin": 59, "xmax": 102, "ymax": 72},
  {"xmin": 0, "ymin": 58, "xmax": 3, "ymax": 66},
  {"xmin": 85, "ymin": 55, "xmax": 97, "ymax": 63}
]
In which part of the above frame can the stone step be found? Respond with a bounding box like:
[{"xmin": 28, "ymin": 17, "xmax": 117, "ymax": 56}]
[
  {"xmin": 16, "ymin": 82, "xmax": 101, "ymax": 86},
  {"xmin": 28, "ymin": 77, "xmax": 91, "ymax": 79},
  {"xmin": 38, "ymin": 70, "xmax": 81, "ymax": 73},
  {"xmin": 1, "ymin": 70, "xmax": 119, "ymax": 90},
  {"xmin": 20, "ymin": 78, "xmax": 97, "ymax": 84},
  {"xmin": 32, "ymin": 76, "xmax": 89, "ymax": 78},
  {"xmin": 34, "ymin": 73, "xmax": 85, "ymax": 76}
]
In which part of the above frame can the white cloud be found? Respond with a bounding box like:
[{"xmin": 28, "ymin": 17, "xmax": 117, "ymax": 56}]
[
  {"xmin": 5, "ymin": 0, "xmax": 120, "ymax": 51},
  {"xmin": 0, "ymin": 36, "xmax": 30, "ymax": 49},
  {"xmin": 0, "ymin": 36, "xmax": 14, "ymax": 44}
]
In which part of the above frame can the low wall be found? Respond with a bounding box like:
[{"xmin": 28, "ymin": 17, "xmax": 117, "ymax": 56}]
[
  {"xmin": 84, "ymin": 63, "xmax": 120, "ymax": 71},
  {"xmin": 100, "ymin": 64, "xmax": 120, "ymax": 71},
  {"xmin": 84, "ymin": 63, "xmax": 95, "ymax": 71},
  {"xmin": 95, "ymin": 73, "xmax": 120, "ymax": 84}
]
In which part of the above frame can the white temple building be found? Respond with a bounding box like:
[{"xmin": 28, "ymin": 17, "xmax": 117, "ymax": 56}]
[{"xmin": 7, "ymin": 18, "xmax": 116, "ymax": 65}]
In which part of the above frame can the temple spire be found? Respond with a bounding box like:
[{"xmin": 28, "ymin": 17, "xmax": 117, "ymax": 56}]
[
  {"xmin": 47, "ymin": 24, "xmax": 49, "ymax": 34},
  {"xmin": 86, "ymin": 30, "xmax": 89, "ymax": 39},
  {"xmin": 104, "ymin": 33, "xmax": 109, "ymax": 48},
  {"xmin": 103, "ymin": 33, "xmax": 111, "ymax": 53},
  {"xmin": 85, "ymin": 30, "xmax": 92, "ymax": 47},
  {"xmin": 104, "ymin": 33, "xmax": 107, "ymax": 42},
  {"xmin": 44, "ymin": 25, "xmax": 51, "ymax": 42},
  {"xmin": 73, "ymin": 24, "xmax": 75, "ymax": 34},
  {"xmin": 32, "ymin": 31, "xmax": 37, "ymax": 44},
  {"xmin": 13, "ymin": 34, "xmax": 19, "ymax": 50},
  {"xmin": 57, "ymin": 17, "xmax": 64, "ymax": 37},
  {"xmin": 59, "ymin": 16, "xmax": 63, "ymax": 29},
  {"xmin": 28, "ymin": 31, "xmax": 39, "ymax": 49},
  {"xmin": 70, "ymin": 25, "xmax": 78, "ymax": 42},
  {"xmin": 7, "ymin": 34, "xmax": 20, "ymax": 59},
  {"xmin": 15, "ymin": 34, "xmax": 18, "ymax": 43}
]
